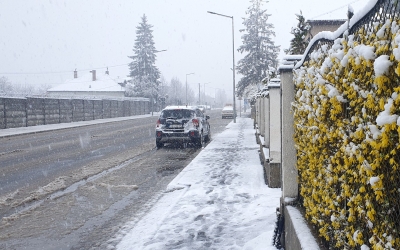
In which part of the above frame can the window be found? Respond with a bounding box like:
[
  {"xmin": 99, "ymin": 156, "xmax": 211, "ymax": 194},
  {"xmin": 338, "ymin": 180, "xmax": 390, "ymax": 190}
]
[{"xmin": 161, "ymin": 109, "xmax": 193, "ymax": 119}]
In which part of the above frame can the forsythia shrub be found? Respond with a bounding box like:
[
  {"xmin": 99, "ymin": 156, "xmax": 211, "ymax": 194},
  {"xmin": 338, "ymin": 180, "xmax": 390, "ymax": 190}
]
[{"xmin": 293, "ymin": 19, "xmax": 400, "ymax": 249}]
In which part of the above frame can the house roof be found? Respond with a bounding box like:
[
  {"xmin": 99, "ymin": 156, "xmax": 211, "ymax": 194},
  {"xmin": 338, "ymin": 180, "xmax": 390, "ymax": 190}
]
[{"xmin": 47, "ymin": 72, "xmax": 125, "ymax": 92}]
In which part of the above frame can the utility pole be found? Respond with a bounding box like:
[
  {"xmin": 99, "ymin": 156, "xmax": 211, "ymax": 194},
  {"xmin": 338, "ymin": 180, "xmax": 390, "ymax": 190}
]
[{"xmin": 198, "ymin": 83, "xmax": 201, "ymax": 105}]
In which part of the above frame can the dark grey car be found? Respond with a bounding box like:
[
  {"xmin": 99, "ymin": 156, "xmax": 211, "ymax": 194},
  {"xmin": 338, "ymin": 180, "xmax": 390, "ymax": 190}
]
[{"xmin": 155, "ymin": 106, "xmax": 211, "ymax": 148}]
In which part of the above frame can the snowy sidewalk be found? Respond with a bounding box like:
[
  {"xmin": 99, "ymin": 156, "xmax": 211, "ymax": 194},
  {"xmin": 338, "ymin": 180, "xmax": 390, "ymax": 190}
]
[{"xmin": 116, "ymin": 117, "xmax": 281, "ymax": 250}]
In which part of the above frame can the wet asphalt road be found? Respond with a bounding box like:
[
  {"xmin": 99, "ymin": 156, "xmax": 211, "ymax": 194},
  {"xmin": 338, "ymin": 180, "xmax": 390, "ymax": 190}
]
[{"xmin": 0, "ymin": 109, "xmax": 232, "ymax": 249}]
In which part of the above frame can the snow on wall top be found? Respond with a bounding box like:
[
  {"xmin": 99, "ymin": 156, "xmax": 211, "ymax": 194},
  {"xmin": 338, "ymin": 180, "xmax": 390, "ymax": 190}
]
[{"xmin": 279, "ymin": 55, "xmax": 303, "ymax": 71}]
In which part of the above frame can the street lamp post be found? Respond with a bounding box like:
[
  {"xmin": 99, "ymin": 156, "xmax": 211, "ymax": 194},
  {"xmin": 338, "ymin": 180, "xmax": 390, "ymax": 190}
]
[
  {"xmin": 207, "ymin": 11, "xmax": 236, "ymax": 123},
  {"xmin": 203, "ymin": 82, "xmax": 210, "ymax": 106},
  {"xmin": 198, "ymin": 83, "xmax": 201, "ymax": 105},
  {"xmin": 185, "ymin": 73, "xmax": 195, "ymax": 105}
]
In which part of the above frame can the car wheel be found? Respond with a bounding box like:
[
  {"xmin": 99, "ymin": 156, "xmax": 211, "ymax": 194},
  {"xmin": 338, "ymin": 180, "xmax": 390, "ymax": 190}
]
[
  {"xmin": 196, "ymin": 133, "xmax": 204, "ymax": 148},
  {"xmin": 156, "ymin": 141, "xmax": 164, "ymax": 149},
  {"xmin": 205, "ymin": 128, "xmax": 211, "ymax": 142}
]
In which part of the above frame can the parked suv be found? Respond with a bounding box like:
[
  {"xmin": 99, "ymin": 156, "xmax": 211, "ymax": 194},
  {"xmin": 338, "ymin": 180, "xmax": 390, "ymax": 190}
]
[{"xmin": 155, "ymin": 106, "xmax": 211, "ymax": 148}]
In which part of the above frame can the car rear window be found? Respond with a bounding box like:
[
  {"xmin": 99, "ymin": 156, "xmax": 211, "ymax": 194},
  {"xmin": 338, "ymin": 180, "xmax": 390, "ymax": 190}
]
[{"xmin": 161, "ymin": 109, "xmax": 193, "ymax": 119}]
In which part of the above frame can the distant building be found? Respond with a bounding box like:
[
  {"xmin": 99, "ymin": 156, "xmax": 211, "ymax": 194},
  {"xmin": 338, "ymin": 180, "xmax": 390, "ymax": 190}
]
[
  {"xmin": 305, "ymin": 19, "xmax": 346, "ymax": 41},
  {"xmin": 47, "ymin": 69, "xmax": 125, "ymax": 98}
]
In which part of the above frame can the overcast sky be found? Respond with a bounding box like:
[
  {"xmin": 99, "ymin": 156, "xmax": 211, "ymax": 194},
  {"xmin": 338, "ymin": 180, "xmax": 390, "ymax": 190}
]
[{"xmin": 0, "ymin": 0, "xmax": 371, "ymax": 98}]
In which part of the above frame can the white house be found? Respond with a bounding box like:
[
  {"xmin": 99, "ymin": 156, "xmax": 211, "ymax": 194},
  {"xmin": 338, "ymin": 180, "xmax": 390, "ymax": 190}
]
[{"xmin": 47, "ymin": 70, "xmax": 125, "ymax": 98}]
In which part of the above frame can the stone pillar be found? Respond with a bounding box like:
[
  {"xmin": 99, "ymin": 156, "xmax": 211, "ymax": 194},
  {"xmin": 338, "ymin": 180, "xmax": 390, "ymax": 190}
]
[
  {"xmin": 264, "ymin": 92, "xmax": 270, "ymax": 148},
  {"xmin": 260, "ymin": 97, "xmax": 264, "ymax": 137},
  {"xmin": 267, "ymin": 79, "xmax": 281, "ymax": 188},
  {"xmin": 279, "ymin": 57, "xmax": 300, "ymax": 199},
  {"xmin": 256, "ymin": 97, "xmax": 261, "ymax": 134}
]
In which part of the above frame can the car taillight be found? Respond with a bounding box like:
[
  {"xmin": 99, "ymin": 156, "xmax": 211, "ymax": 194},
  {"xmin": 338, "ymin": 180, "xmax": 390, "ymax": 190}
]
[
  {"xmin": 156, "ymin": 119, "xmax": 161, "ymax": 128},
  {"xmin": 157, "ymin": 131, "xmax": 162, "ymax": 137},
  {"xmin": 192, "ymin": 118, "xmax": 199, "ymax": 127}
]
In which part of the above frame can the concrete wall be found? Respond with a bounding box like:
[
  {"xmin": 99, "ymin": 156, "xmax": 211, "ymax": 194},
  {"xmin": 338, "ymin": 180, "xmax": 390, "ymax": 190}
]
[
  {"xmin": 259, "ymin": 97, "xmax": 265, "ymax": 137},
  {"xmin": 103, "ymin": 100, "xmax": 111, "ymax": 118},
  {"xmin": 123, "ymin": 100, "xmax": 130, "ymax": 117},
  {"xmin": 0, "ymin": 97, "xmax": 150, "ymax": 129},
  {"xmin": 267, "ymin": 84, "xmax": 281, "ymax": 188},
  {"xmin": 93, "ymin": 100, "xmax": 103, "ymax": 120},
  {"xmin": 26, "ymin": 98, "xmax": 45, "ymax": 127},
  {"xmin": 83, "ymin": 99, "xmax": 94, "ymax": 121},
  {"xmin": 0, "ymin": 98, "xmax": 5, "ymax": 129},
  {"xmin": 253, "ymin": 60, "xmax": 314, "ymax": 249},
  {"xmin": 264, "ymin": 94, "xmax": 270, "ymax": 148},
  {"xmin": 284, "ymin": 205, "xmax": 321, "ymax": 250},
  {"xmin": 110, "ymin": 100, "xmax": 118, "ymax": 118},
  {"xmin": 71, "ymin": 99, "xmax": 84, "ymax": 122},
  {"xmin": 5, "ymin": 98, "xmax": 26, "ymax": 128},
  {"xmin": 44, "ymin": 98, "xmax": 61, "ymax": 125},
  {"xmin": 265, "ymin": 162, "xmax": 281, "ymax": 188},
  {"xmin": 278, "ymin": 59, "xmax": 318, "ymax": 249},
  {"xmin": 283, "ymin": 205, "xmax": 302, "ymax": 250},
  {"xmin": 269, "ymin": 85, "xmax": 281, "ymax": 164},
  {"xmin": 256, "ymin": 98, "xmax": 261, "ymax": 132},
  {"xmin": 60, "ymin": 99, "xmax": 73, "ymax": 123}
]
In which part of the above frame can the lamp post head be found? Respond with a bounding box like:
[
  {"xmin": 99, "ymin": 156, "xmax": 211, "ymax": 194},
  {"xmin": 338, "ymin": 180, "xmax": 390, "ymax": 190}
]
[
  {"xmin": 207, "ymin": 11, "xmax": 233, "ymax": 19},
  {"xmin": 207, "ymin": 10, "xmax": 236, "ymax": 122}
]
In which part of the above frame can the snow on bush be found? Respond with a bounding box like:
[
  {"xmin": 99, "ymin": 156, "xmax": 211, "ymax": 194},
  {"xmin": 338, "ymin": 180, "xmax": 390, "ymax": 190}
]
[{"xmin": 293, "ymin": 14, "xmax": 400, "ymax": 249}]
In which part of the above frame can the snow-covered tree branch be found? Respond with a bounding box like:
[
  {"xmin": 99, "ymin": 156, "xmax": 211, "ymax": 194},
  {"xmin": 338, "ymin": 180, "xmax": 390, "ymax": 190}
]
[{"xmin": 236, "ymin": 0, "xmax": 280, "ymax": 97}]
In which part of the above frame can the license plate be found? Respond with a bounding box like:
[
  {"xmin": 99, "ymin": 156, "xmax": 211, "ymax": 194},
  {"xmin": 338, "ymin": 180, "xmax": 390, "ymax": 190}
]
[{"xmin": 169, "ymin": 124, "xmax": 183, "ymax": 128}]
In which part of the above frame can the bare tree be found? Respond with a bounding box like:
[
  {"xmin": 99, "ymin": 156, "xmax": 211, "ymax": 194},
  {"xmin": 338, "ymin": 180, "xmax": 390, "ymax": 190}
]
[{"xmin": 0, "ymin": 77, "xmax": 12, "ymax": 95}]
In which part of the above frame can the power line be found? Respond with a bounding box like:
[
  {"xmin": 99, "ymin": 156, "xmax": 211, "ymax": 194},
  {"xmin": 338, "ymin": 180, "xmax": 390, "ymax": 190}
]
[
  {"xmin": 0, "ymin": 49, "xmax": 166, "ymax": 76},
  {"xmin": 0, "ymin": 63, "xmax": 129, "ymax": 75},
  {"xmin": 310, "ymin": 0, "xmax": 362, "ymax": 19}
]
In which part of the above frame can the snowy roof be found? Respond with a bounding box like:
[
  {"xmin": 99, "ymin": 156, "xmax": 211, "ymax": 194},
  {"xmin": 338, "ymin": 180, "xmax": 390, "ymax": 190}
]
[{"xmin": 47, "ymin": 72, "xmax": 125, "ymax": 93}]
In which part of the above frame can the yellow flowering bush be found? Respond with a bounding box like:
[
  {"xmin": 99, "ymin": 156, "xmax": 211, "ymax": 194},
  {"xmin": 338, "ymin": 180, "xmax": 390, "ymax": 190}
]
[{"xmin": 293, "ymin": 18, "xmax": 400, "ymax": 249}]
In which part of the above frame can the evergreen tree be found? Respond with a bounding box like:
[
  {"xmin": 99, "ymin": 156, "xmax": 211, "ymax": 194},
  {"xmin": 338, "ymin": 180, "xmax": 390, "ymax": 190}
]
[
  {"xmin": 127, "ymin": 14, "xmax": 160, "ymax": 99},
  {"xmin": 285, "ymin": 11, "xmax": 310, "ymax": 55},
  {"xmin": 236, "ymin": 0, "xmax": 280, "ymax": 97}
]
